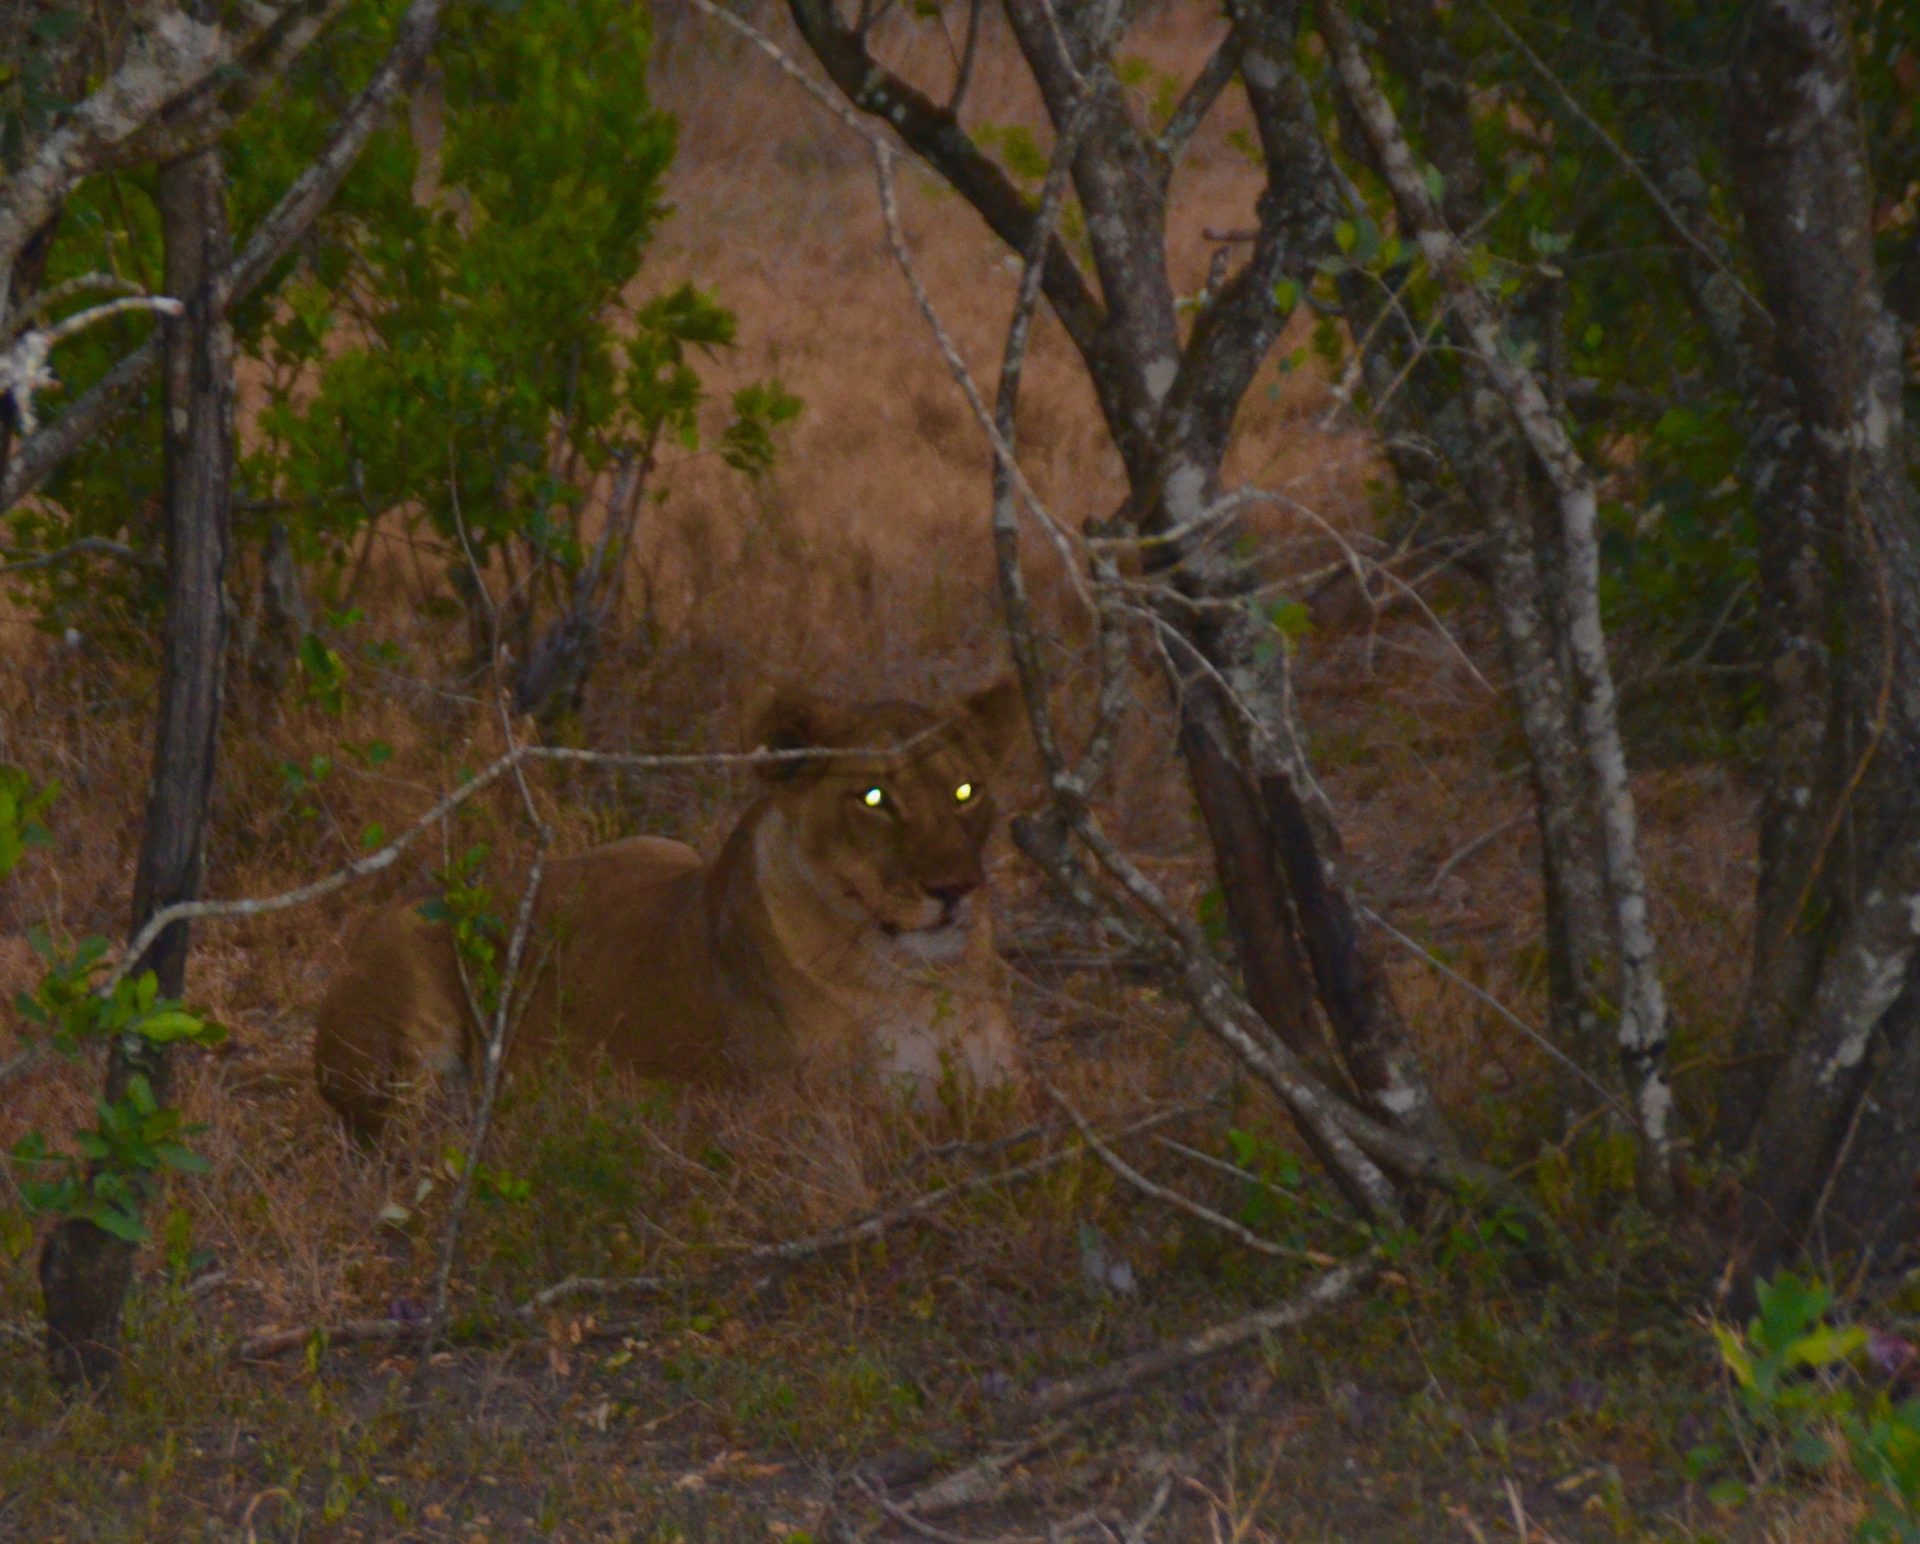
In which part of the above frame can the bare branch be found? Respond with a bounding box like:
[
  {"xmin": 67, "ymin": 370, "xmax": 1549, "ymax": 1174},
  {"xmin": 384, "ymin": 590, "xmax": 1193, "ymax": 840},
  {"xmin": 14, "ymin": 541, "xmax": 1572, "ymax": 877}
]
[
  {"xmin": 0, "ymin": 295, "xmax": 182, "ymax": 435},
  {"xmin": 1157, "ymin": 32, "xmax": 1239, "ymax": 165},
  {"xmin": 949, "ymin": 0, "xmax": 984, "ymax": 114},
  {"xmin": 411, "ymin": 818, "xmax": 551, "ymax": 1402},
  {"xmin": 0, "ymin": 534, "xmax": 161, "ymax": 576},
  {"xmin": 871, "ymin": 145, "xmax": 1093, "ymax": 607},
  {"xmin": 237, "ymin": 1316, "xmax": 422, "ymax": 1360},
  {"xmin": 1359, "ymin": 903, "xmax": 1632, "ymax": 1124},
  {"xmin": 2, "ymin": 0, "xmax": 447, "ymax": 512},
  {"xmin": 101, "ymin": 738, "xmax": 911, "ymax": 1001},
  {"xmin": 1020, "ymin": 1252, "xmax": 1379, "ymax": 1420},
  {"xmin": 0, "ymin": 273, "xmax": 144, "ymax": 345},
  {"xmin": 1050, "ymin": 1084, "xmax": 1337, "ymax": 1265},
  {"xmin": 228, "ymin": 0, "xmax": 446, "ymax": 300},
  {"xmin": 776, "ymin": 0, "xmax": 1106, "ymax": 351}
]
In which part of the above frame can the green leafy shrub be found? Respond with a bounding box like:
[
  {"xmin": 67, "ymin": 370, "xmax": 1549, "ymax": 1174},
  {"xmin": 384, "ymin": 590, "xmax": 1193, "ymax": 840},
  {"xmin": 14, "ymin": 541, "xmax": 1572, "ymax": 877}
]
[{"xmin": 1699, "ymin": 1272, "xmax": 1920, "ymax": 1540}]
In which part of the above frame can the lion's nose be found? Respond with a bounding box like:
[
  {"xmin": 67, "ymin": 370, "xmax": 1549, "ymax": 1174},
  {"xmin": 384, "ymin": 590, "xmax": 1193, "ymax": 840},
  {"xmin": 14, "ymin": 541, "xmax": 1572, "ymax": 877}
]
[{"xmin": 925, "ymin": 881, "xmax": 977, "ymax": 910}]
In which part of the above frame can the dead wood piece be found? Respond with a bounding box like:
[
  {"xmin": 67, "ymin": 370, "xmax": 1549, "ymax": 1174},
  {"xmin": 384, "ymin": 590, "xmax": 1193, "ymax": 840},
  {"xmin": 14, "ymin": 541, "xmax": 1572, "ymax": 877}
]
[
  {"xmin": 1022, "ymin": 1255, "xmax": 1380, "ymax": 1422},
  {"xmin": 236, "ymin": 1316, "xmax": 423, "ymax": 1360}
]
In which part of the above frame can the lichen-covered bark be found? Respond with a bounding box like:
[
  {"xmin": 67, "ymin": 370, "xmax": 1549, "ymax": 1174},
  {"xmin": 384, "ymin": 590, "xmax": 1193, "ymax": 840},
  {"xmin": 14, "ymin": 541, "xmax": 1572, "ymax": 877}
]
[
  {"xmin": 1324, "ymin": 1, "xmax": 1621, "ymax": 1114},
  {"xmin": 1726, "ymin": 0, "xmax": 1920, "ymax": 1264},
  {"xmin": 1318, "ymin": 0, "xmax": 1674, "ymax": 1201},
  {"xmin": 1585, "ymin": 0, "xmax": 1840, "ymax": 1153}
]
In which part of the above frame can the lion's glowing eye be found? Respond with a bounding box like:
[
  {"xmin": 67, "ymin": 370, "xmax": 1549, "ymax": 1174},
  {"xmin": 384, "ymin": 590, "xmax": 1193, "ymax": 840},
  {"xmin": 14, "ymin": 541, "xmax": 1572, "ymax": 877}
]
[
  {"xmin": 862, "ymin": 787, "xmax": 887, "ymax": 809},
  {"xmin": 954, "ymin": 782, "xmax": 974, "ymax": 804}
]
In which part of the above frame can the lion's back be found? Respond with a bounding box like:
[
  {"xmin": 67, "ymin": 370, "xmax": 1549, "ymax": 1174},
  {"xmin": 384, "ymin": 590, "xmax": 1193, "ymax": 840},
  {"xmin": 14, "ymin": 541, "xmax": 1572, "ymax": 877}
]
[{"xmin": 523, "ymin": 835, "xmax": 731, "ymax": 1077}]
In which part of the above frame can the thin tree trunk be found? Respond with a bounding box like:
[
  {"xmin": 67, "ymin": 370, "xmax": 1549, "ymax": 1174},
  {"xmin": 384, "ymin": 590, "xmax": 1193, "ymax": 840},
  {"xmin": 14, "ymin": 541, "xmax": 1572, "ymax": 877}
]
[
  {"xmin": 1176, "ymin": 690, "xmax": 1320, "ymax": 1061},
  {"xmin": 1325, "ymin": 2, "xmax": 1620, "ymax": 1113},
  {"xmin": 1317, "ymin": 0, "xmax": 1675, "ymax": 1203},
  {"xmin": 38, "ymin": 134, "xmax": 232, "ymax": 1390},
  {"xmin": 1725, "ymin": 0, "xmax": 1920, "ymax": 1267}
]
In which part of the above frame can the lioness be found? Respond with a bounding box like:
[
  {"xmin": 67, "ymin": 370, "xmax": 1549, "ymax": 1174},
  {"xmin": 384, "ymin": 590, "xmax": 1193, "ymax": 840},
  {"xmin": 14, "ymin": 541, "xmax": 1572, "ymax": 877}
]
[{"xmin": 313, "ymin": 680, "xmax": 1024, "ymax": 1140}]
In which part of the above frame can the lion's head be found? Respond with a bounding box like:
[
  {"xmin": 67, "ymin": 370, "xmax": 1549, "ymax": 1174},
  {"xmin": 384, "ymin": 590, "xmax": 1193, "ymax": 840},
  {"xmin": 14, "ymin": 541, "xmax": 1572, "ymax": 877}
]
[{"xmin": 755, "ymin": 678, "xmax": 1023, "ymax": 960}]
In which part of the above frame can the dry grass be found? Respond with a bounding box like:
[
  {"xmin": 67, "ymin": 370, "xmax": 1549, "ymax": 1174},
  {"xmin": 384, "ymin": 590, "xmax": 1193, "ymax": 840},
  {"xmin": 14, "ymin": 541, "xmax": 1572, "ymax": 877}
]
[{"xmin": 0, "ymin": 4, "xmax": 1816, "ymax": 1539}]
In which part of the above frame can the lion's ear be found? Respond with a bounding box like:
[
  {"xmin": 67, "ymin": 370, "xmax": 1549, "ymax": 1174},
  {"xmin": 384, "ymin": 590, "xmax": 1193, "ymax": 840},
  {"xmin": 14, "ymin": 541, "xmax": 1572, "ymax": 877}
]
[
  {"xmin": 961, "ymin": 675, "xmax": 1024, "ymax": 770},
  {"xmin": 752, "ymin": 688, "xmax": 841, "ymax": 782}
]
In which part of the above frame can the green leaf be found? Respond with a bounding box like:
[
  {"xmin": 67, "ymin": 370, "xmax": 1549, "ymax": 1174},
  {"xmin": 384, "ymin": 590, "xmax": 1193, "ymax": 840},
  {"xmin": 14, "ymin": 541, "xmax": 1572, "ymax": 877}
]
[
  {"xmin": 1267, "ymin": 599, "xmax": 1313, "ymax": 641},
  {"xmin": 1712, "ymin": 1324, "xmax": 1756, "ymax": 1390},
  {"xmin": 1272, "ymin": 278, "xmax": 1300, "ymax": 314},
  {"xmin": 133, "ymin": 1008, "xmax": 214, "ymax": 1045},
  {"xmin": 90, "ymin": 1204, "xmax": 149, "ymax": 1244},
  {"xmin": 1789, "ymin": 1323, "xmax": 1867, "ymax": 1369},
  {"xmin": 0, "ymin": 1207, "xmax": 32, "ymax": 1262}
]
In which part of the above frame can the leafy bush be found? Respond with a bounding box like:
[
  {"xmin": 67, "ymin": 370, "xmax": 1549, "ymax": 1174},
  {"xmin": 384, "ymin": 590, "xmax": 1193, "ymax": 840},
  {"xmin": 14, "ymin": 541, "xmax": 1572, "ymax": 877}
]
[{"xmin": 1699, "ymin": 1272, "xmax": 1920, "ymax": 1540}]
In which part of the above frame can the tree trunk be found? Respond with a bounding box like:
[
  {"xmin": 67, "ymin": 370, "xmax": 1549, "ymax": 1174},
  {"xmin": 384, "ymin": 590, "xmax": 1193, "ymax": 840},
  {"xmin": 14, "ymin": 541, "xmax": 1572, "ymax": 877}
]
[
  {"xmin": 1725, "ymin": 0, "xmax": 1920, "ymax": 1267},
  {"xmin": 38, "ymin": 134, "xmax": 233, "ymax": 1390},
  {"xmin": 1325, "ymin": 1, "xmax": 1622, "ymax": 1114},
  {"xmin": 1319, "ymin": 0, "xmax": 1676, "ymax": 1201}
]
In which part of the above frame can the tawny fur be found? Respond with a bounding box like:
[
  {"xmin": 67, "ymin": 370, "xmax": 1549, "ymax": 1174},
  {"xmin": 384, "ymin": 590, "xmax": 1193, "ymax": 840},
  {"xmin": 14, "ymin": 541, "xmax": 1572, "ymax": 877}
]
[{"xmin": 313, "ymin": 682, "xmax": 1024, "ymax": 1139}]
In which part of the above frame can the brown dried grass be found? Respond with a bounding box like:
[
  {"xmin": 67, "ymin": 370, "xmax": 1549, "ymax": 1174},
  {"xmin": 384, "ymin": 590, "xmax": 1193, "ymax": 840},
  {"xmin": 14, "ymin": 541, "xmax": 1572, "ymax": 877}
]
[
  {"xmin": 0, "ymin": 5, "xmax": 1764, "ymax": 1534},
  {"xmin": 0, "ymin": 0, "xmax": 1760, "ymax": 1334}
]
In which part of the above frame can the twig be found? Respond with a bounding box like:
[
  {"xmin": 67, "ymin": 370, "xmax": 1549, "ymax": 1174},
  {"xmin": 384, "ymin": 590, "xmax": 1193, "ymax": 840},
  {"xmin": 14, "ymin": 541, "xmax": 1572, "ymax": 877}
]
[
  {"xmin": 1152, "ymin": 1136, "xmax": 1376, "ymax": 1242},
  {"xmin": 901, "ymin": 1432, "xmax": 1065, "ymax": 1516},
  {"xmin": 684, "ymin": 0, "xmax": 887, "ymax": 149},
  {"xmin": 871, "ymin": 144, "xmax": 1092, "ymax": 605},
  {"xmin": 856, "ymin": 1480, "xmax": 1015, "ymax": 1544},
  {"xmin": 1359, "ymin": 903, "xmax": 1630, "ymax": 1123},
  {"xmin": 1423, "ymin": 815, "xmax": 1527, "ymax": 898},
  {"xmin": 1022, "ymin": 1253, "xmax": 1379, "ymax": 1420},
  {"xmin": 1205, "ymin": 484, "xmax": 1499, "ymax": 699},
  {"xmin": 519, "ymin": 1092, "xmax": 1223, "ymax": 1318},
  {"xmin": 101, "ymin": 736, "xmax": 938, "ymax": 1000},
  {"xmin": 409, "ymin": 817, "xmax": 551, "ymax": 1405},
  {"xmin": 0, "ymin": 273, "xmax": 144, "ymax": 344},
  {"xmin": 1159, "ymin": 33, "xmax": 1240, "ymax": 164},
  {"xmin": 1048, "ymin": 1084, "xmax": 1336, "ymax": 1266},
  {"xmin": 0, "ymin": 534, "xmax": 160, "ymax": 576},
  {"xmin": 987, "ymin": 65, "xmax": 1099, "ymax": 779},
  {"xmin": 949, "ymin": 0, "xmax": 983, "ymax": 113},
  {"xmin": 0, "ymin": 296, "xmax": 183, "ymax": 435},
  {"xmin": 1121, "ymin": 1476, "xmax": 1174, "ymax": 1543}
]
